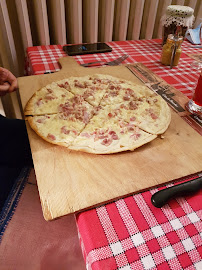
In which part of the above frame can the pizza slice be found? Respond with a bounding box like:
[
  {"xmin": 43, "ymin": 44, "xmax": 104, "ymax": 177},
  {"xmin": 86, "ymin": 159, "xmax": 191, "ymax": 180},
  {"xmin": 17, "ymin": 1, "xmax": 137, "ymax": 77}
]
[
  {"xmin": 27, "ymin": 114, "xmax": 86, "ymax": 147},
  {"xmin": 115, "ymin": 95, "xmax": 171, "ymax": 135},
  {"xmin": 67, "ymin": 74, "xmax": 112, "ymax": 106},
  {"xmin": 100, "ymin": 83, "xmax": 155, "ymax": 106},
  {"xmin": 26, "ymin": 95, "xmax": 94, "ymax": 147},
  {"xmin": 94, "ymin": 93, "xmax": 171, "ymax": 135},
  {"xmin": 24, "ymin": 81, "xmax": 74, "ymax": 115},
  {"xmin": 69, "ymin": 112, "xmax": 156, "ymax": 154}
]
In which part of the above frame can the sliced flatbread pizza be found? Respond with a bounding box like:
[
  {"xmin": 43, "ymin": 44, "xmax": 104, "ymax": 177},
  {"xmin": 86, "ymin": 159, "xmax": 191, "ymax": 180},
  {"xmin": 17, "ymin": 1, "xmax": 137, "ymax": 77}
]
[
  {"xmin": 90, "ymin": 95, "xmax": 170, "ymax": 135},
  {"xmin": 25, "ymin": 74, "xmax": 171, "ymax": 154},
  {"xmin": 100, "ymin": 83, "xmax": 155, "ymax": 106},
  {"xmin": 67, "ymin": 74, "xmax": 110, "ymax": 106},
  {"xmin": 116, "ymin": 95, "xmax": 171, "ymax": 134},
  {"xmin": 24, "ymin": 81, "xmax": 74, "ymax": 115},
  {"xmin": 27, "ymin": 114, "xmax": 86, "ymax": 147},
  {"xmin": 69, "ymin": 117, "xmax": 156, "ymax": 154}
]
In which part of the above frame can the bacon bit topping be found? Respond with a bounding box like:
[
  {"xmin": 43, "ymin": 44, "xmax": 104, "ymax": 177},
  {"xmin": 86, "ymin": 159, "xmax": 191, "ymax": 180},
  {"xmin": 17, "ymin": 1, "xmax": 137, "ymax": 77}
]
[
  {"xmin": 73, "ymin": 95, "xmax": 84, "ymax": 104},
  {"xmin": 119, "ymin": 121, "xmax": 126, "ymax": 128},
  {"xmin": 130, "ymin": 117, "xmax": 136, "ymax": 121},
  {"xmin": 108, "ymin": 113, "xmax": 113, "ymax": 118},
  {"xmin": 93, "ymin": 105, "xmax": 102, "ymax": 115},
  {"xmin": 111, "ymin": 134, "xmax": 119, "ymax": 140},
  {"xmin": 83, "ymin": 111, "xmax": 90, "ymax": 124},
  {"xmin": 72, "ymin": 130, "xmax": 78, "ymax": 135},
  {"xmin": 74, "ymin": 82, "xmax": 85, "ymax": 88},
  {"xmin": 147, "ymin": 99, "xmax": 152, "ymax": 104},
  {"xmin": 123, "ymin": 95, "xmax": 130, "ymax": 101},
  {"xmin": 99, "ymin": 130, "xmax": 105, "ymax": 135},
  {"xmin": 58, "ymin": 96, "xmax": 91, "ymax": 123},
  {"xmin": 92, "ymin": 78, "xmax": 102, "ymax": 84},
  {"xmin": 108, "ymin": 84, "xmax": 122, "ymax": 91},
  {"xmin": 92, "ymin": 129, "xmax": 119, "ymax": 145},
  {"xmin": 126, "ymin": 88, "xmax": 134, "ymax": 95},
  {"xmin": 150, "ymin": 113, "xmax": 158, "ymax": 120},
  {"xmin": 45, "ymin": 94, "xmax": 56, "ymax": 100},
  {"xmin": 36, "ymin": 98, "xmax": 43, "ymax": 106},
  {"xmin": 83, "ymin": 89, "xmax": 94, "ymax": 99},
  {"xmin": 74, "ymin": 81, "xmax": 89, "ymax": 88},
  {"xmin": 98, "ymin": 135, "xmax": 108, "ymax": 139},
  {"xmin": 120, "ymin": 104, "xmax": 128, "ymax": 109},
  {"xmin": 110, "ymin": 91, "xmax": 119, "ymax": 97},
  {"xmin": 36, "ymin": 118, "xmax": 45, "ymax": 123},
  {"xmin": 47, "ymin": 133, "xmax": 56, "ymax": 141},
  {"xmin": 101, "ymin": 138, "xmax": 112, "ymax": 146},
  {"xmin": 81, "ymin": 132, "xmax": 91, "ymax": 138},
  {"xmin": 58, "ymin": 81, "xmax": 70, "ymax": 90},
  {"xmin": 130, "ymin": 133, "xmax": 141, "ymax": 140},
  {"xmin": 129, "ymin": 101, "xmax": 138, "ymax": 110},
  {"xmin": 145, "ymin": 108, "xmax": 158, "ymax": 120},
  {"xmin": 109, "ymin": 130, "xmax": 119, "ymax": 140},
  {"xmin": 61, "ymin": 126, "xmax": 70, "ymax": 135},
  {"xmin": 127, "ymin": 126, "xmax": 134, "ymax": 132},
  {"xmin": 62, "ymin": 94, "xmax": 66, "ymax": 98},
  {"xmin": 47, "ymin": 88, "xmax": 53, "ymax": 93}
]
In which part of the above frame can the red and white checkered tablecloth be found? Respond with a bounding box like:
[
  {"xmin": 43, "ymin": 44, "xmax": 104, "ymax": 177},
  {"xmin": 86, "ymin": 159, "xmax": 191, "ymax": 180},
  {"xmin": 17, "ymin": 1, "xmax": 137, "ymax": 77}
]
[
  {"xmin": 26, "ymin": 39, "xmax": 202, "ymax": 99},
  {"xmin": 26, "ymin": 39, "xmax": 202, "ymax": 270},
  {"xmin": 76, "ymin": 175, "xmax": 202, "ymax": 270}
]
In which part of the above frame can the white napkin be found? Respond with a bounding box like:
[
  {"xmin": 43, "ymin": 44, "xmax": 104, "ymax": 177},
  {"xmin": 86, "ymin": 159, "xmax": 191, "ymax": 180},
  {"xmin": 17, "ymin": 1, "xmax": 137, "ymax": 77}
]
[{"xmin": 185, "ymin": 23, "xmax": 201, "ymax": 44}]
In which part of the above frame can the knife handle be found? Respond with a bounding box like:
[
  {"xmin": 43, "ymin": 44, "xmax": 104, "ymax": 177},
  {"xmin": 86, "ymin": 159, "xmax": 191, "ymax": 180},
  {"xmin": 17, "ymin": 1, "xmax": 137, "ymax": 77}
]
[{"xmin": 151, "ymin": 177, "xmax": 202, "ymax": 208}]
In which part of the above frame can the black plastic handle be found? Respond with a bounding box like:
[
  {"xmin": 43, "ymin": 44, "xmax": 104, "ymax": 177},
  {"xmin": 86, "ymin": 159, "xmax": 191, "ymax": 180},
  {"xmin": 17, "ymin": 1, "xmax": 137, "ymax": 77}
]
[{"xmin": 151, "ymin": 176, "xmax": 202, "ymax": 208}]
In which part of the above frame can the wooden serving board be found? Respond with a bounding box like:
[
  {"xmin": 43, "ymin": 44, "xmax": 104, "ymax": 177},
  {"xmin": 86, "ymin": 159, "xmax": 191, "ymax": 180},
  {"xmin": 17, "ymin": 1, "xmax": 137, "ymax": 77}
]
[{"xmin": 18, "ymin": 57, "xmax": 202, "ymax": 221}]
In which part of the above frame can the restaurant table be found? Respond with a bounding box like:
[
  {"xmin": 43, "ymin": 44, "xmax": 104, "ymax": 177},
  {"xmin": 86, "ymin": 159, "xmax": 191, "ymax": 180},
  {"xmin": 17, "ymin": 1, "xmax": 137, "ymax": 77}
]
[{"xmin": 1, "ymin": 39, "xmax": 201, "ymax": 270}]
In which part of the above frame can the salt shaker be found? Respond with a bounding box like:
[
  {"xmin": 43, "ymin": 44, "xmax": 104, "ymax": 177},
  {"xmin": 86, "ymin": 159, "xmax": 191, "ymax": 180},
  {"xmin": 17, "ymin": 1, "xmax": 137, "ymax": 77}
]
[{"xmin": 161, "ymin": 34, "xmax": 183, "ymax": 67}]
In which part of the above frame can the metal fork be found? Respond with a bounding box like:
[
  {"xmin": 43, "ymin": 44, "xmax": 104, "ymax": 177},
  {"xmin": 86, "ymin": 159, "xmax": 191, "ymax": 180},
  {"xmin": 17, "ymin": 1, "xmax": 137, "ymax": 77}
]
[{"xmin": 80, "ymin": 54, "xmax": 129, "ymax": 67}]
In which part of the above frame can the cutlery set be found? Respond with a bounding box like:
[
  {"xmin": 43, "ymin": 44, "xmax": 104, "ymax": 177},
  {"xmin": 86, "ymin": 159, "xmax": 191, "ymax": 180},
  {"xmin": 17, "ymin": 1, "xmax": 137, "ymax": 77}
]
[{"xmin": 80, "ymin": 54, "xmax": 129, "ymax": 67}]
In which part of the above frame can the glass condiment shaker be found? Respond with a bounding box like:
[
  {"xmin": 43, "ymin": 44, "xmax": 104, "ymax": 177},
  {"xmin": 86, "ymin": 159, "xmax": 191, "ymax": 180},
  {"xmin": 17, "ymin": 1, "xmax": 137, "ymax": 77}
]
[
  {"xmin": 161, "ymin": 34, "xmax": 183, "ymax": 67},
  {"xmin": 161, "ymin": 5, "xmax": 194, "ymax": 45}
]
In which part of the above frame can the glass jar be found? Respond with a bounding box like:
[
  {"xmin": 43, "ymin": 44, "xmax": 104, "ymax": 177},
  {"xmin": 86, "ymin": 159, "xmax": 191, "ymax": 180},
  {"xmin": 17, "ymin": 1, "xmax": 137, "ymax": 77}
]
[
  {"xmin": 161, "ymin": 34, "xmax": 183, "ymax": 67},
  {"xmin": 161, "ymin": 5, "xmax": 194, "ymax": 45}
]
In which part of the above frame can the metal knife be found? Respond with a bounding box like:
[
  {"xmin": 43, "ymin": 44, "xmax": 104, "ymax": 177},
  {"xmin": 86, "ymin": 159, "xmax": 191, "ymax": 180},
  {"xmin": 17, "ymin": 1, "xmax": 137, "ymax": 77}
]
[
  {"xmin": 151, "ymin": 175, "xmax": 202, "ymax": 208},
  {"xmin": 170, "ymin": 42, "xmax": 177, "ymax": 69}
]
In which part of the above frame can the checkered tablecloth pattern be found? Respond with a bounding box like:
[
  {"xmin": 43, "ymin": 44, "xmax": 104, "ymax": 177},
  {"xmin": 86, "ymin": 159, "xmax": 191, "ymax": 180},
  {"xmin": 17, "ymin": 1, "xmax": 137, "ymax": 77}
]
[
  {"xmin": 77, "ymin": 175, "xmax": 202, "ymax": 270},
  {"xmin": 26, "ymin": 39, "xmax": 202, "ymax": 99},
  {"xmin": 26, "ymin": 39, "xmax": 202, "ymax": 270}
]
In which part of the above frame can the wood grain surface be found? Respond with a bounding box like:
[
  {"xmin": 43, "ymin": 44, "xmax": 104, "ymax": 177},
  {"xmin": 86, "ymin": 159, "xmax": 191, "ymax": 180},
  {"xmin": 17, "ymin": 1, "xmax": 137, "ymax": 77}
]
[{"xmin": 18, "ymin": 57, "xmax": 202, "ymax": 220}]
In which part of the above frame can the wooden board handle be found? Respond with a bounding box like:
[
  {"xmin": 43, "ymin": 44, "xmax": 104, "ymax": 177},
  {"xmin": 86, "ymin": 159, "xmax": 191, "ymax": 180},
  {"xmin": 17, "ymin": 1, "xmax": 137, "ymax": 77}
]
[{"xmin": 58, "ymin": 57, "xmax": 85, "ymax": 72}]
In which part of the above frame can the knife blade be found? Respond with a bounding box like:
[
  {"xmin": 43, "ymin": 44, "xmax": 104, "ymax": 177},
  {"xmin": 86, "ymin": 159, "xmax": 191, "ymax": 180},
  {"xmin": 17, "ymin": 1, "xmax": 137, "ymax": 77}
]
[
  {"xmin": 80, "ymin": 54, "xmax": 129, "ymax": 67},
  {"xmin": 170, "ymin": 42, "xmax": 177, "ymax": 69},
  {"xmin": 151, "ymin": 175, "xmax": 202, "ymax": 208}
]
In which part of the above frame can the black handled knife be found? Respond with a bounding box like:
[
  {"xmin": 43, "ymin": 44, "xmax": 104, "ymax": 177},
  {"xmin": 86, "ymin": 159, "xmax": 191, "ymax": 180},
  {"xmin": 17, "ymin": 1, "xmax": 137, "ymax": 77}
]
[{"xmin": 151, "ymin": 175, "xmax": 202, "ymax": 208}]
